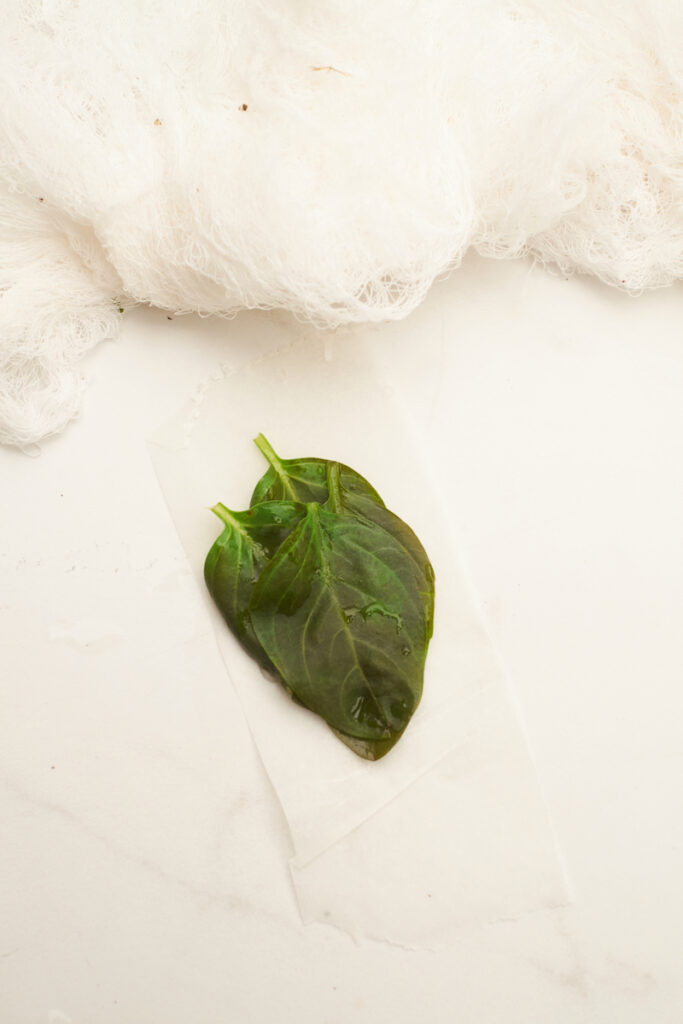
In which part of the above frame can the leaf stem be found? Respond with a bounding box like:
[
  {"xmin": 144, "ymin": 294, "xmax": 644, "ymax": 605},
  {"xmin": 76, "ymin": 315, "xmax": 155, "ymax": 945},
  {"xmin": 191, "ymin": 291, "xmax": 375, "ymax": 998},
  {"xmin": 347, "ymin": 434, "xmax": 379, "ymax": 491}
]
[
  {"xmin": 253, "ymin": 433, "xmax": 281, "ymax": 471},
  {"xmin": 254, "ymin": 433, "xmax": 299, "ymax": 500},
  {"xmin": 210, "ymin": 502, "xmax": 236, "ymax": 527}
]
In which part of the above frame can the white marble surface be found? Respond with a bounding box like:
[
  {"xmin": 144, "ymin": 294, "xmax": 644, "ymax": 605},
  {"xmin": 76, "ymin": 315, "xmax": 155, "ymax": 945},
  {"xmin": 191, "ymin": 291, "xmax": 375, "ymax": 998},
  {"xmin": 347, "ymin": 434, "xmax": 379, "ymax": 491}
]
[{"xmin": 1, "ymin": 255, "xmax": 682, "ymax": 1022}]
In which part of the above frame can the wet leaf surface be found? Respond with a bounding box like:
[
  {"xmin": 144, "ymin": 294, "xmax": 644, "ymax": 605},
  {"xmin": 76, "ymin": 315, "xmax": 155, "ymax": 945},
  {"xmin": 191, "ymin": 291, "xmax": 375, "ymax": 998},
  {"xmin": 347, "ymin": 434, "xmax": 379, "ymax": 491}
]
[{"xmin": 205, "ymin": 437, "xmax": 435, "ymax": 759}]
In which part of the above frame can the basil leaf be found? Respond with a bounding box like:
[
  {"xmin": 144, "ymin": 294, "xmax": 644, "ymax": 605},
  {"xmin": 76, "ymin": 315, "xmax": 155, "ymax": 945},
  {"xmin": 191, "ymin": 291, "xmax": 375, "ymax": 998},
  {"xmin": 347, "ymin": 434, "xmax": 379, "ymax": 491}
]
[
  {"xmin": 204, "ymin": 499, "xmax": 306, "ymax": 670},
  {"xmin": 248, "ymin": 502, "xmax": 433, "ymax": 742},
  {"xmin": 250, "ymin": 433, "xmax": 384, "ymax": 508},
  {"xmin": 205, "ymin": 440, "xmax": 435, "ymax": 761},
  {"xmin": 326, "ymin": 460, "xmax": 435, "ymax": 623},
  {"xmin": 322, "ymin": 463, "xmax": 434, "ymax": 757}
]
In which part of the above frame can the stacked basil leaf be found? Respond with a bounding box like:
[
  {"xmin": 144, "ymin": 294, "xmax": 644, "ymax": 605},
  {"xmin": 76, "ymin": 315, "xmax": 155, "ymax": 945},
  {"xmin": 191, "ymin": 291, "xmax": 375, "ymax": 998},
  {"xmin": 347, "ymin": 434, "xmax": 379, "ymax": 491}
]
[{"xmin": 204, "ymin": 434, "xmax": 435, "ymax": 760}]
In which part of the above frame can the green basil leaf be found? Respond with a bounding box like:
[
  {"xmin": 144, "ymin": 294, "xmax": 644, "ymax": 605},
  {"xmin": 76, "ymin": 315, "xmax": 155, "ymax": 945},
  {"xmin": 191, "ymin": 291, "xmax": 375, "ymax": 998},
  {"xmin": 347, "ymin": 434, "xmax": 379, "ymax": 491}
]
[
  {"xmin": 325, "ymin": 460, "xmax": 435, "ymax": 632},
  {"xmin": 323, "ymin": 463, "xmax": 434, "ymax": 758},
  {"xmin": 248, "ymin": 502, "xmax": 433, "ymax": 742},
  {"xmin": 204, "ymin": 499, "xmax": 307, "ymax": 670},
  {"xmin": 205, "ymin": 440, "xmax": 435, "ymax": 761},
  {"xmin": 250, "ymin": 433, "xmax": 385, "ymax": 507}
]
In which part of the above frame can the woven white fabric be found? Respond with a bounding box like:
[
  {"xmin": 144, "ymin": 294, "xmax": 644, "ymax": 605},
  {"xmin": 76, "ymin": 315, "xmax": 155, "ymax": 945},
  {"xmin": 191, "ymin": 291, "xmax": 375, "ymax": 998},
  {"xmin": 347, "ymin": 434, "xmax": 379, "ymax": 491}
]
[{"xmin": 2, "ymin": 1, "xmax": 682, "ymax": 445}]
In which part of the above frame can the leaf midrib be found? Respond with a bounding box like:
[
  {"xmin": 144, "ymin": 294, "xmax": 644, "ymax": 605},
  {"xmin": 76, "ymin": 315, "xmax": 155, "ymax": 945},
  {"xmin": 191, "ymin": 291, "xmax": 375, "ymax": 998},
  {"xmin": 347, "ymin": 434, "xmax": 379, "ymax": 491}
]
[{"xmin": 308, "ymin": 506, "xmax": 394, "ymax": 735}]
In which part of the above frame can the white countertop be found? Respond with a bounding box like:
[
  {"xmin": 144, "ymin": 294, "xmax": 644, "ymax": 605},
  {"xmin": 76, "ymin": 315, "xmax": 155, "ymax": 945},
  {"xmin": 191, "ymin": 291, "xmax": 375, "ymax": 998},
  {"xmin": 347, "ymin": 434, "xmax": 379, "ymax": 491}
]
[{"xmin": 1, "ymin": 255, "xmax": 681, "ymax": 1023}]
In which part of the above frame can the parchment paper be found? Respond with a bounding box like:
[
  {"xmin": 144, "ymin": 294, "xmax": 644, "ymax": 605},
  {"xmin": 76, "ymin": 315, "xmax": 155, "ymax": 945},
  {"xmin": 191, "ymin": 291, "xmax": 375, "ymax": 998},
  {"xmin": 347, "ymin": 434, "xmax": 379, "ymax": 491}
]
[{"xmin": 148, "ymin": 325, "xmax": 568, "ymax": 945}]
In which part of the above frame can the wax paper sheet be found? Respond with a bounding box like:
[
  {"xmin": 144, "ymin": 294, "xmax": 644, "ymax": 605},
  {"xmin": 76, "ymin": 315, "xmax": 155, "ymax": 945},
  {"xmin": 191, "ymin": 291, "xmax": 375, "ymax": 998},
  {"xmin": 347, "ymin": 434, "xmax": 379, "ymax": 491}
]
[{"xmin": 148, "ymin": 323, "xmax": 568, "ymax": 945}]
